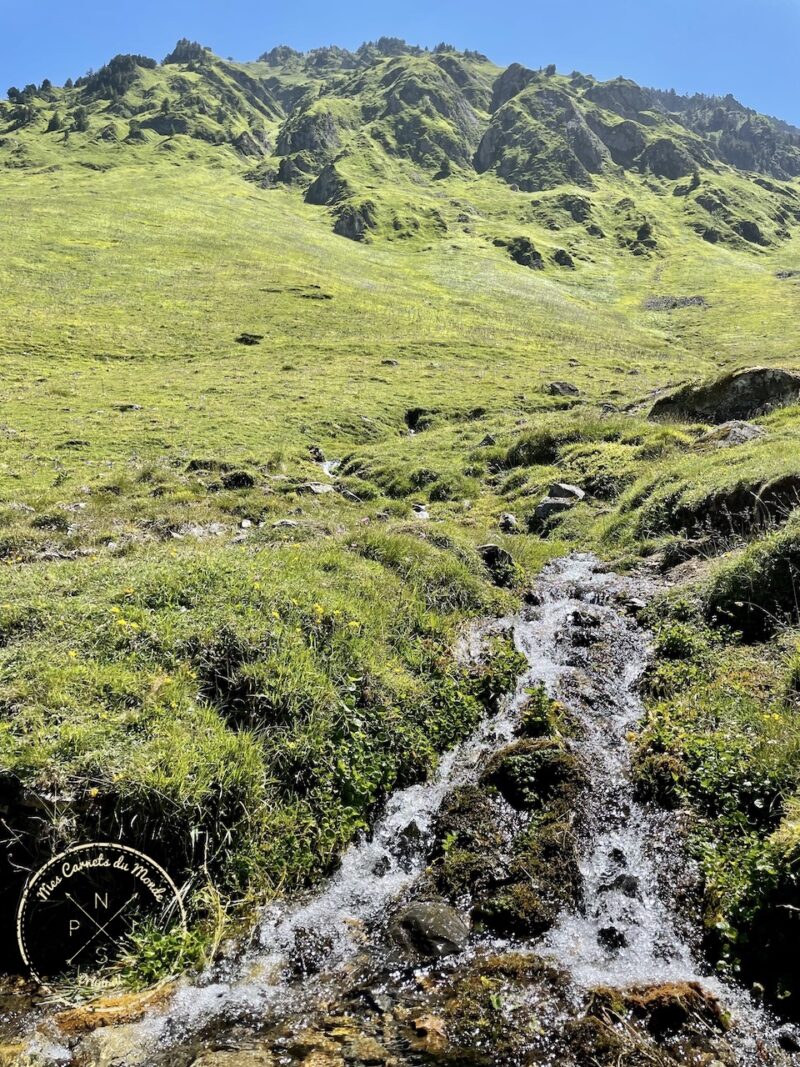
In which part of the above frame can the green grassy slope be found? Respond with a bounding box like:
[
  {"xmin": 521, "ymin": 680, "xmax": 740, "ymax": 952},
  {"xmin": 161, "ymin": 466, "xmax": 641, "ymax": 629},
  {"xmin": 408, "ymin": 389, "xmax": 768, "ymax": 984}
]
[{"xmin": 1, "ymin": 38, "xmax": 800, "ymax": 993}]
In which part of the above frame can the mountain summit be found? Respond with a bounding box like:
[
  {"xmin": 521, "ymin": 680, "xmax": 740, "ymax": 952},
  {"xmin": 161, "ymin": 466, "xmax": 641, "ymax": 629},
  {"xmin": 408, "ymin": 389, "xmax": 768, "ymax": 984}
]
[{"xmin": 3, "ymin": 39, "xmax": 799, "ymax": 253}]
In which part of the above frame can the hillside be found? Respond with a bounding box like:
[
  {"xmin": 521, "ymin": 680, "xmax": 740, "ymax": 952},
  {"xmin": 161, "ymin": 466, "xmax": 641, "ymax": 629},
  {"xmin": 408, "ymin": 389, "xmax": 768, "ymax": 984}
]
[{"xmin": 1, "ymin": 36, "xmax": 800, "ymax": 1065}]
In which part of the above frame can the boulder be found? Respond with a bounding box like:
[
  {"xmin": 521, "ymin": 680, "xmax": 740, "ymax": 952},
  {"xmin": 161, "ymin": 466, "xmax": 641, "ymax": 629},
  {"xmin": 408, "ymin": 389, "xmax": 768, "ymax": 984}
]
[
  {"xmin": 390, "ymin": 902, "xmax": 470, "ymax": 958},
  {"xmin": 638, "ymin": 137, "xmax": 697, "ymax": 180},
  {"xmin": 221, "ymin": 470, "xmax": 256, "ymax": 490},
  {"xmin": 333, "ymin": 200, "xmax": 377, "ymax": 242},
  {"xmin": 696, "ymin": 420, "xmax": 767, "ymax": 448},
  {"xmin": 530, "ymin": 497, "xmax": 576, "ymax": 528},
  {"xmin": 296, "ymin": 482, "xmax": 334, "ymax": 495},
  {"xmin": 548, "ymin": 482, "xmax": 585, "ymax": 501},
  {"xmin": 547, "ymin": 381, "xmax": 579, "ymax": 397},
  {"xmin": 650, "ymin": 367, "xmax": 800, "ymax": 424}
]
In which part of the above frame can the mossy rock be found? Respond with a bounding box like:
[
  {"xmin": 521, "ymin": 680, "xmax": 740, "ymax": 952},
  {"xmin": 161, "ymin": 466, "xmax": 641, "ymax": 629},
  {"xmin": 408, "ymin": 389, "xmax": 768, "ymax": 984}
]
[
  {"xmin": 475, "ymin": 820, "xmax": 582, "ymax": 936},
  {"xmin": 481, "ymin": 738, "xmax": 584, "ymax": 812}
]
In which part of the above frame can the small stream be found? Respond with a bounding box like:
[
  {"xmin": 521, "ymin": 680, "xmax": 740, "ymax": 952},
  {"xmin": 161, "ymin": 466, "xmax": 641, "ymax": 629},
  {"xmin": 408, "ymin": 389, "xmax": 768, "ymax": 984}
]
[{"xmin": 26, "ymin": 555, "xmax": 795, "ymax": 1065}]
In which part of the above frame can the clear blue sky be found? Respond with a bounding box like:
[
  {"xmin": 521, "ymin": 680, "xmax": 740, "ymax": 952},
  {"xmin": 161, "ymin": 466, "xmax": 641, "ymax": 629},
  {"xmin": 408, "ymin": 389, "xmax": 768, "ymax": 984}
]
[{"xmin": 3, "ymin": 0, "xmax": 799, "ymax": 126}]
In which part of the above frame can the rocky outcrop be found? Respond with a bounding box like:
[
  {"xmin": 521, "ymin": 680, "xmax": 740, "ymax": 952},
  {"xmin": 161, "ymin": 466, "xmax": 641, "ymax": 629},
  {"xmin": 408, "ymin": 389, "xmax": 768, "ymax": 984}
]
[
  {"xmin": 333, "ymin": 200, "xmax": 378, "ymax": 241},
  {"xmin": 305, "ymin": 163, "xmax": 351, "ymax": 206},
  {"xmin": 650, "ymin": 367, "xmax": 800, "ymax": 423},
  {"xmin": 638, "ymin": 137, "xmax": 697, "ymax": 180}
]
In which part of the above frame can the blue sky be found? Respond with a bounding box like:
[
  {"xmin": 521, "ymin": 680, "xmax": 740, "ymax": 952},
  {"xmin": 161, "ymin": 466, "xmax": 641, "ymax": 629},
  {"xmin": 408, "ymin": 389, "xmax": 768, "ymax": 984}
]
[{"xmin": 3, "ymin": 0, "xmax": 799, "ymax": 125}]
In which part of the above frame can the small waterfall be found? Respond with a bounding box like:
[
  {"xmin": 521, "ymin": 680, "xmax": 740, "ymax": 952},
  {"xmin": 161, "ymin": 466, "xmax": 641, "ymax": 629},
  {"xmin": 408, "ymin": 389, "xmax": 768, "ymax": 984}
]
[{"xmin": 26, "ymin": 555, "xmax": 794, "ymax": 1065}]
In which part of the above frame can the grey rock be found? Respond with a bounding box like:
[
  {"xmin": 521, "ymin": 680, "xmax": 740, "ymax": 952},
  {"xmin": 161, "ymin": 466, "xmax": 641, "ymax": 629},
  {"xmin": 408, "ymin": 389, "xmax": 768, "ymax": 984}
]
[
  {"xmin": 549, "ymin": 482, "xmax": 585, "ymax": 501},
  {"xmin": 390, "ymin": 902, "xmax": 470, "ymax": 958},
  {"xmin": 272, "ymin": 519, "xmax": 299, "ymax": 528},
  {"xmin": 296, "ymin": 482, "xmax": 334, "ymax": 495},
  {"xmin": 531, "ymin": 497, "xmax": 576, "ymax": 525},
  {"xmin": 547, "ymin": 381, "xmax": 580, "ymax": 397},
  {"xmin": 696, "ymin": 420, "xmax": 766, "ymax": 448},
  {"xmin": 499, "ymin": 512, "xmax": 519, "ymax": 533},
  {"xmin": 651, "ymin": 366, "xmax": 800, "ymax": 424}
]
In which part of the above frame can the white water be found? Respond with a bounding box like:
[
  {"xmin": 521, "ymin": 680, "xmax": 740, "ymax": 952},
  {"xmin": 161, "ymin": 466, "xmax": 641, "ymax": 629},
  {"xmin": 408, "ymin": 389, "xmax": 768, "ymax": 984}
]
[{"xmin": 29, "ymin": 555, "xmax": 793, "ymax": 1064}]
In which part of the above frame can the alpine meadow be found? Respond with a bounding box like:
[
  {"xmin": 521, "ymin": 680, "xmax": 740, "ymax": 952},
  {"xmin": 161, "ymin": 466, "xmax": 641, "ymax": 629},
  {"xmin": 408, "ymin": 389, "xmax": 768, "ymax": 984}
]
[{"xmin": 1, "ymin": 32, "xmax": 800, "ymax": 1067}]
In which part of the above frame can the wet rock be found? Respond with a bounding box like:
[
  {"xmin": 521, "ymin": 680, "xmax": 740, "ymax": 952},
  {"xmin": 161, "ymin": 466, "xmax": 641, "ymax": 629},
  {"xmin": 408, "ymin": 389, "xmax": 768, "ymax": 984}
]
[
  {"xmin": 696, "ymin": 420, "xmax": 766, "ymax": 448},
  {"xmin": 597, "ymin": 925, "xmax": 627, "ymax": 950},
  {"xmin": 547, "ymin": 380, "xmax": 580, "ymax": 397},
  {"xmin": 390, "ymin": 902, "xmax": 470, "ymax": 958},
  {"xmin": 477, "ymin": 820, "xmax": 582, "ymax": 936},
  {"xmin": 221, "ymin": 470, "xmax": 255, "ymax": 490},
  {"xmin": 55, "ymin": 988, "xmax": 173, "ymax": 1037},
  {"xmin": 74, "ymin": 1024, "xmax": 153, "ymax": 1066},
  {"xmin": 602, "ymin": 873, "xmax": 640, "ymax": 897},
  {"xmin": 650, "ymin": 366, "xmax": 800, "ymax": 424},
  {"xmin": 191, "ymin": 1053, "xmax": 275, "ymax": 1066},
  {"xmin": 777, "ymin": 1024, "xmax": 800, "ymax": 1052},
  {"xmin": 478, "ymin": 543, "xmax": 516, "ymax": 587},
  {"xmin": 550, "ymin": 482, "xmax": 585, "ymax": 501},
  {"xmin": 481, "ymin": 738, "xmax": 583, "ymax": 813}
]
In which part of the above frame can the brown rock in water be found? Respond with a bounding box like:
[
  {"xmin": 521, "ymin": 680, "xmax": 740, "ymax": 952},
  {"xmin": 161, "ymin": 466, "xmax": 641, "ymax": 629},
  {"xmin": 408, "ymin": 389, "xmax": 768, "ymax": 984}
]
[{"xmin": 650, "ymin": 367, "xmax": 800, "ymax": 424}]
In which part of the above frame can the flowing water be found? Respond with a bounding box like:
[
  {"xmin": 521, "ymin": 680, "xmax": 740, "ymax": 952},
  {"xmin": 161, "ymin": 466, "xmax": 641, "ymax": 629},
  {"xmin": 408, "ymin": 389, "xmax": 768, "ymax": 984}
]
[{"xmin": 25, "ymin": 555, "xmax": 796, "ymax": 1065}]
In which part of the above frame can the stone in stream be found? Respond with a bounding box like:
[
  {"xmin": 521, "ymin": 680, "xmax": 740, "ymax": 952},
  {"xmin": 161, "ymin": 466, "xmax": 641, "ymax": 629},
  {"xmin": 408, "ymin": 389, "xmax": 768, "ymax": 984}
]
[
  {"xmin": 191, "ymin": 1054, "xmax": 276, "ymax": 1066},
  {"xmin": 73, "ymin": 1024, "xmax": 153, "ymax": 1066},
  {"xmin": 597, "ymin": 925, "xmax": 628, "ymax": 951},
  {"xmin": 390, "ymin": 902, "xmax": 470, "ymax": 958}
]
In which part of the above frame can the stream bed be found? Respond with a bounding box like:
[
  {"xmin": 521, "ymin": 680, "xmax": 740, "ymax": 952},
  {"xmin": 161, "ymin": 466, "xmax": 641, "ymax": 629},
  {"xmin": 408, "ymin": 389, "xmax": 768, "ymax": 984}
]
[{"xmin": 21, "ymin": 555, "xmax": 800, "ymax": 1065}]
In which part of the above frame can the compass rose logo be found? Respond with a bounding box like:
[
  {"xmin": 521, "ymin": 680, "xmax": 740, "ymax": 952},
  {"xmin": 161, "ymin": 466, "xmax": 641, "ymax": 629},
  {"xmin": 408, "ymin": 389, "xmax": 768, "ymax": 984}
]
[{"xmin": 16, "ymin": 842, "xmax": 186, "ymax": 983}]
